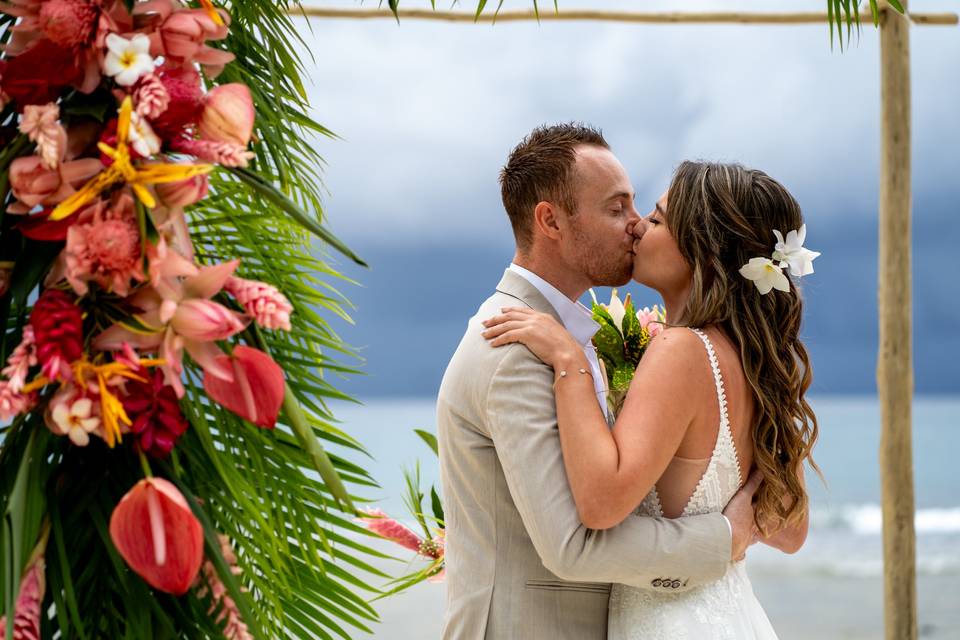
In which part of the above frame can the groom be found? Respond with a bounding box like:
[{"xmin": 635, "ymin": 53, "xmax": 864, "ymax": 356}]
[{"xmin": 437, "ymin": 123, "xmax": 761, "ymax": 639}]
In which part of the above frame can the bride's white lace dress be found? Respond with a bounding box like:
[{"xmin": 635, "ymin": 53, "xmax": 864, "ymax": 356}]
[{"xmin": 607, "ymin": 329, "xmax": 779, "ymax": 640}]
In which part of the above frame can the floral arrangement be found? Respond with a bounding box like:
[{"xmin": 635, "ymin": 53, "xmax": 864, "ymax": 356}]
[
  {"xmin": 0, "ymin": 1, "xmax": 379, "ymax": 637},
  {"xmin": 356, "ymin": 429, "xmax": 445, "ymax": 595},
  {"xmin": 739, "ymin": 224, "xmax": 820, "ymax": 295},
  {"xmin": 590, "ymin": 289, "xmax": 665, "ymax": 416}
]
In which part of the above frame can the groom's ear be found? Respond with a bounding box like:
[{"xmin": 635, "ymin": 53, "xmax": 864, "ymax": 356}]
[{"xmin": 533, "ymin": 201, "xmax": 563, "ymax": 241}]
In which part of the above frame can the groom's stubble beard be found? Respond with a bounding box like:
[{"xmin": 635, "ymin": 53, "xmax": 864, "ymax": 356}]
[{"xmin": 568, "ymin": 221, "xmax": 634, "ymax": 288}]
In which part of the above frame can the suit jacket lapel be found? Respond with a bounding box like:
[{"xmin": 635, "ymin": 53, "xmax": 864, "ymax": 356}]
[{"xmin": 494, "ymin": 269, "xmax": 564, "ymax": 324}]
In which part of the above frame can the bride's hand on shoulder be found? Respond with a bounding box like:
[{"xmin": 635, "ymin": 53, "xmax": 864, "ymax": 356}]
[{"xmin": 481, "ymin": 307, "xmax": 581, "ymax": 367}]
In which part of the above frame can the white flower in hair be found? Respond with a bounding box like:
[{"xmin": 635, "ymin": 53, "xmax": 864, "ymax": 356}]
[
  {"xmin": 739, "ymin": 257, "xmax": 790, "ymax": 295},
  {"xmin": 772, "ymin": 224, "xmax": 820, "ymax": 277}
]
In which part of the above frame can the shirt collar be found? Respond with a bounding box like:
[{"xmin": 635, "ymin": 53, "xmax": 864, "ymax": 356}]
[{"xmin": 508, "ymin": 263, "xmax": 599, "ymax": 346}]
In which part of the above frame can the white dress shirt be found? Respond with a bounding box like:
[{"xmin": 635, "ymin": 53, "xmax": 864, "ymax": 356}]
[{"xmin": 508, "ymin": 264, "xmax": 608, "ymax": 419}]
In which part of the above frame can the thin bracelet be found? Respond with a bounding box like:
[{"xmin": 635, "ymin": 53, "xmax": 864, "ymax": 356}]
[{"xmin": 553, "ymin": 367, "xmax": 593, "ymax": 390}]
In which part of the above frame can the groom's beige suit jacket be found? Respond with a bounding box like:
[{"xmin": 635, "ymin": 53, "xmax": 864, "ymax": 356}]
[{"xmin": 437, "ymin": 269, "xmax": 732, "ymax": 640}]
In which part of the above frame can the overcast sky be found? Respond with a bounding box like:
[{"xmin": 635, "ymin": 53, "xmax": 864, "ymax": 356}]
[{"xmin": 286, "ymin": 1, "xmax": 959, "ymax": 397}]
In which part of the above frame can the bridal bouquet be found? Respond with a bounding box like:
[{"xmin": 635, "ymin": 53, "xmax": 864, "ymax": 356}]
[
  {"xmin": 590, "ymin": 290, "xmax": 665, "ymax": 416},
  {"xmin": 0, "ymin": 2, "xmax": 377, "ymax": 637}
]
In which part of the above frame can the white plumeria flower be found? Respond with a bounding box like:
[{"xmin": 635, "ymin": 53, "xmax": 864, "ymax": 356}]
[
  {"xmin": 772, "ymin": 224, "xmax": 821, "ymax": 277},
  {"xmin": 128, "ymin": 112, "xmax": 161, "ymax": 157},
  {"xmin": 103, "ymin": 33, "xmax": 154, "ymax": 87},
  {"xmin": 605, "ymin": 289, "xmax": 626, "ymax": 330},
  {"xmin": 52, "ymin": 397, "xmax": 101, "ymax": 447},
  {"xmin": 739, "ymin": 257, "xmax": 791, "ymax": 295}
]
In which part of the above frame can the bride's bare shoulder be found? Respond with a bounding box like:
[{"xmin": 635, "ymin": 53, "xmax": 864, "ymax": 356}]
[{"xmin": 635, "ymin": 327, "xmax": 710, "ymax": 379}]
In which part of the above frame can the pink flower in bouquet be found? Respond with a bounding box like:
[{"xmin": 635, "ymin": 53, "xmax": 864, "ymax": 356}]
[
  {"xmin": 148, "ymin": 4, "xmax": 234, "ymax": 76},
  {"xmin": 8, "ymin": 155, "xmax": 102, "ymax": 213},
  {"xmin": 0, "ymin": 38, "xmax": 83, "ymax": 106},
  {"xmin": 636, "ymin": 305, "xmax": 665, "ymax": 338},
  {"xmin": 2, "ymin": 326, "xmax": 38, "ymax": 393},
  {"xmin": 122, "ymin": 366, "xmax": 189, "ymax": 458},
  {"xmin": 38, "ymin": 0, "xmax": 101, "ymax": 49},
  {"xmin": 155, "ymin": 173, "xmax": 208, "ymax": 208},
  {"xmin": 133, "ymin": 73, "xmax": 170, "ymax": 120},
  {"xmin": 0, "ymin": 554, "xmax": 44, "ymax": 640},
  {"xmin": 30, "ymin": 288, "xmax": 84, "ymax": 382},
  {"xmin": 169, "ymin": 137, "xmax": 253, "ymax": 168},
  {"xmin": 94, "ymin": 259, "xmax": 250, "ymax": 397},
  {"xmin": 199, "ymin": 83, "xmax": 254, "ymax": 148},
  {"xmin": 109, "ymin": 477, "xmax": 204, "ymax": 595},
  {"xmin": 64, "ymin": 195, "xmax": 146, "ymax": 296},
  {"xmin": 0, "ymin": 380, "xmax": 37, "ymax": 422},
  {"xmin": 202, "ymin": 345, "xmax": 285, "ymax": 429},
  {"xmin": 18, "ymin": 102, "xmax": 67, "ymax": 169},
  {"xmin": 148, "ymin": 64, "xmax": 205, "ymax": 140},
  {"xmin": 194, "ymin": 534, "xmax": 253, "ymax": 640},
  {"xmin": 225, "ymin": 276, "xmax": 293, "ymax": 331},
  {"xmin": 356, "ymin": 508, "xmax": 424, "ymax": 554}
]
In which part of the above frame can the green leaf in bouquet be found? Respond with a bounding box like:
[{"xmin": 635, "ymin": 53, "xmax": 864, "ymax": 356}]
[
  {"xmin": 414, "ymin": 428, "xmax": 438, "ymax": 456},
  {"xmin": 621, "ymin": 297, "xmax": 646, "ymax": 364},
  {"xmin": 591, "ymin": 321, "xmax": 625, "ymax": 369},
  {"xmin": 611, "ymin": 362, "xmax": 637, "ymax": 392},
  {"xmin": 430, "ymin": 485, "xmax": 444, "ymax": 527},
  {"xmin": 9, "ymin": 239, "xmax": 62, "ymax": 311}
]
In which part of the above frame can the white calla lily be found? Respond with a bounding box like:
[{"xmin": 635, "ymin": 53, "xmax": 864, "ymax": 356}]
[
  {"xmin": 606, "ymin": 289, "xmax": 626, "ymax": 329},
  {"xmin": 772, "ymin": 224, "xmax": 821, "ymax": 277},
  {"xmin": 739, "ymin": 257, "xmax": 790, "ymax": 295},
  {"xmin": 103, "ymin": 33, "xmax": 155, "ymax": 87}
]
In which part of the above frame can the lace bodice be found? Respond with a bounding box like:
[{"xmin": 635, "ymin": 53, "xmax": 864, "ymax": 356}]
[{"xmin": 637, "ymin": 328, "xmax": 743, "ymax": 519}]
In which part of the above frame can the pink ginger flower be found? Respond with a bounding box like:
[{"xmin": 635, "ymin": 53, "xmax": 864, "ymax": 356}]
[
  {"xmin": 0, "ymin": 555, "xmax": 44, "ymax": 640},
  {"xmin": 170, "ymin": 137, "xmax": 253, "ymax": 168},
  {"xmin": 133, "ymin": 73, "xmax": 171, "ymax": 120},
  {"xmin": 0, "ymin": 380, "xmax": 37, "ymax": 423},
  {"xmin": 18, "ymin": 103, "xmax": 67, "ymax": 169},
  {"xmin": 64, "ymin": 195, "xmax": 146, "ymax": 297},
  {"xmin": 356, "ymin": 508, "xmax": 426, "ymax": 555},
  {"xmin": 2, "ymin": 326, "xmax": 38, "ymax": 393},
  {"xmin": 636, "ymin": 305, "xmax": 665, "ymax": 338},
  {"xmin": 225, "ymin": 276, "xmax": 293, "ymax": 331},
  {"xmin": 194, "ymin": 535, "xmax": 253, "ymax": 640}
]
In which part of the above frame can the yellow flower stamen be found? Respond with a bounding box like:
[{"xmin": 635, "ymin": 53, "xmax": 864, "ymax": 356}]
[
  {"xmin": 49, "ymin": 97, "xmax": 213, "ymax": 221},
  {"xmin": 199, "ymin": 0, "xmax": 226, "ymax": 26}
]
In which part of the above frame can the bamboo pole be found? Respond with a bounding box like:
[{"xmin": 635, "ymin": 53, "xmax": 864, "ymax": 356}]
[
  {"xmin": 878, "ymin": 1, "xmax": 916, "ymax": 639},
  {"xmin": 293, "ymin": 7, "xmax": 958, "ymax": 25}
]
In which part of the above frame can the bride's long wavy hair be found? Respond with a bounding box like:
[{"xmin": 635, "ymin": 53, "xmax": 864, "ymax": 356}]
[{"xmin": 665, "ymin": 160, "xmax": 819, "ymax": 533}]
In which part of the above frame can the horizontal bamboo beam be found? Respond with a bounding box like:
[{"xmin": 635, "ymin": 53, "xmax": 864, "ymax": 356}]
[{"xmin": 293, "ymin": 7, "xmax": 958, "ymax": 26}]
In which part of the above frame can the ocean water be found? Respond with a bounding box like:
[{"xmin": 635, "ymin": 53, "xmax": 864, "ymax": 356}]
[{"xmin": 331, "ymin": 395, "xmax": 960, "ymax": 638}]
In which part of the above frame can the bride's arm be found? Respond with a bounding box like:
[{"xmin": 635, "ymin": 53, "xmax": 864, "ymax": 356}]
[
  {"xmin": 757, "ymin": 465, "xmax": 809, "ymax": 554},
  {"xmin": 483, "ymin": 307, "xmax": 703, "ymax": 529}
]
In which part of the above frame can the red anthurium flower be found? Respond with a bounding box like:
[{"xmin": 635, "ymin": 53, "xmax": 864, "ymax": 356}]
[
  {"xmin": 109, "ymin": 477, "xmax": 204, "ymax": 595},
  {"xmin": 203, "ymin": 345, "xmax": 284, "ymax": 429}
]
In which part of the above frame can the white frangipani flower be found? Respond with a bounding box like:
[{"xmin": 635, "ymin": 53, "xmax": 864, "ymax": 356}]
[
  {"xmin": 606, "ymin": 289, "xmax": 626, "ymax": 329},
  {"xmin": 772, "ymin": 224, "xmax": 821, "ymax": 277},
  {"xmin": 739, "ymin": 257, "xmax": 790, "ymax": 295},
  {"xmin": 51, "ymin": 397, "xmax": 101, "ymax": 447},
  {"xmin": 128, "ymin": 112, "xmax": 161, "ymax": 157},
  {"xmin": 103, "ymin": 33, "xmax": 155, "ymax": 87}
]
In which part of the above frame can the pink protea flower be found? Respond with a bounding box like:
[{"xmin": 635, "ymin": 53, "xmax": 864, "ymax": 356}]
[
  {"xmin": 356, "ymin": 508, "xmax": 425, "ymax": 554},
  {"xmin": 64, "ymin": 196, "xmax": 145, "ymax": 296},
  {"xmin": 0, "ymin": 555, "xmax": 45, "ymax": 640},
  {"xmin": 18, "ymin": 102, "xmax": 66, "ymax": 169},
  {"xmin": 199, "ymin": 83, "xmax": 254, "ymax": 148},
  {"xmin": 224, "ymin": 276, "xmax": 293, "ymax": 331},
  {"xmin": 133, "ymin": 73, "xmax": 171, "ymax": 119},
  {"xmin": 30, "ymin": 288, "xmax": 83, "ymax": 382},
  {"xmin": 195, "ymin": 535, "xmax": 252, "ymax": 640},
  {"xmin": 169, "ymin": 137, "xmax": 253, "ymax": 168},
  {"xmin": 38, "ymin": 0, "xmax": 100, "ymax": 49},
  {"xmin": 2, "ymin": 326, "xmax": 38, "ymax": 392}
]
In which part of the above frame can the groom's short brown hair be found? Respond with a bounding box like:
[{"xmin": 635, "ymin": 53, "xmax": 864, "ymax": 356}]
[{"xmin": 499, "ymin": 123, "xmax": 609, "ymax": 251}]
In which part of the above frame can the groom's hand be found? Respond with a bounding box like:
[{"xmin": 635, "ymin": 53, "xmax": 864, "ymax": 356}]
[{"xmin": 723, "ymin": 469, "xmax": 763, "ymax": 562}]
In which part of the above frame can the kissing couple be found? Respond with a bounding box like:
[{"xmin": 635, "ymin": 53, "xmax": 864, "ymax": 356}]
[{"xmin": 437, "ymin": 123, "xmax": 820, "ymax": 639}]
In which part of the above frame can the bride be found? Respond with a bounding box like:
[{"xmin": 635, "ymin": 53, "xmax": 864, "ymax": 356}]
[{"xmin": 481, "ymin": 160, "xmax": 820, "ymax": 639}]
